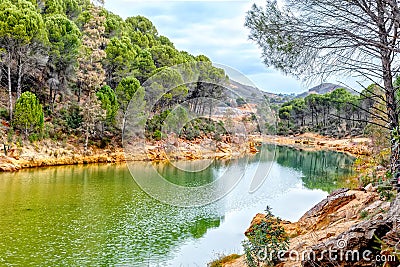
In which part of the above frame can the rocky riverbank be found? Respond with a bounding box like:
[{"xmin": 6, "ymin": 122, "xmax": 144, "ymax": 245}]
[
  {"xmin": 223, "ymin": 188, "xmax": 399, "ymax": 267},
  {"xmin": 263, "ymin": 133, "xmax": 371, "ymax": 157},
  {"xmin": 0, "ymin": 133, "xmax": 370, "ymax": 172},
  {"xmin": 0, "ymin": 137, "xmax": 257, "ymax": 172}
]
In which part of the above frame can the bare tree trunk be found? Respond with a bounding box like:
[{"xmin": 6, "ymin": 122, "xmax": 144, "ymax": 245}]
[
  {"xmin": 16, "ymin": 57, "xmax": 23, "ymax": 100},
  {"xmin": 122, "ymin": 113, "xmax": 126, "ymax": 138},
  {"xmin": 311, "ymin": 109, "xmax": 314, "ymax": 125},
  {"xmin": 84, "ymin": 125, "xmax": 89, "ymax": 155},
  {"xmin": 7, "ymin": 53, "xmax": 12, "ymax": 121},
  {"xmin": 51, "ymin": 84, "xmax": 59, "ymax": 113},
  {"xmin": 383, "ymin": 69, "xmax": 400, "ymax": 174}
]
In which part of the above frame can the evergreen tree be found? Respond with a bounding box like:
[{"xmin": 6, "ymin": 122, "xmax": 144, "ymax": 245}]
[{"xmin": 13, "ymin": 91, "xmax": 44, "ymax": 135}]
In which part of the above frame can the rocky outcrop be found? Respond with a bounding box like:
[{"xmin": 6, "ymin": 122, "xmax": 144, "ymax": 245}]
[
  {"xmin": 302, "ymin": 195, "xmax": 400, "ymax": 267},
  {"xmin": 0, "ymin": 151, "xmax": 130, "ymax": 172},
  {"xmin": 297, "ymin": 188, "xmax": 357, "ymax": 231},
  {"xmin": 227, "ymin": 189, "xmax": 393, "ymax": 267},
  {"xmin": 0, "ymin": 156, "xmax": 21, "ymax": 171}
]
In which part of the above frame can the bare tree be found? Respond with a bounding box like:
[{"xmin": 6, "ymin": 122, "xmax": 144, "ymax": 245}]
[{"xmin": 245, "ymin": 0, "xmax": 400, "ymax": 172}]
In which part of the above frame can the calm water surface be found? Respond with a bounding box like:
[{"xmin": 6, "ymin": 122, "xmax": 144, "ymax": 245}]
[{"xmin": 0, "ymin": 145, "xmax": 355, "ymax": 266}]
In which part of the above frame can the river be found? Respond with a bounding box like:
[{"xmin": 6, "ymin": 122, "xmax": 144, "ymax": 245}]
[{"xmin": 0, "ymin": 145, "xmax": 355, "ymax": 266}]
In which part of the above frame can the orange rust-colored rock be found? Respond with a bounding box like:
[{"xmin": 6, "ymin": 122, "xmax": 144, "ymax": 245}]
[
  {"xmin": 297, "ymin": 188, "xmax": 357, "ymax": 231},
  {"xmin": 249, "ymin": 142, "xmax": 259, "ymax": 153},
  {"xmin": 228, "ymin": 189, "xmax": 389, "ymax": 267}
]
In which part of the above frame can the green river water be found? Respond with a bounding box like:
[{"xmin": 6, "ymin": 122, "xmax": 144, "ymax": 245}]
[{"xmin": 0, "ymin": 145, "xmax": 355, "ymax": 266}]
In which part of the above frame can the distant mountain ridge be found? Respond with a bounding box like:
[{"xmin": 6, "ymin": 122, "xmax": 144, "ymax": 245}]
[
  {"xmin": 296, "ymin": 83, "xmax": 350, "ymax": 98},
  {"xmin": 226, "ymin": 80, "xmax": 353, "ymax": 105},
  {"xmin": 226, "ymin": 80, "xmax": 295, "ymax": 105}
]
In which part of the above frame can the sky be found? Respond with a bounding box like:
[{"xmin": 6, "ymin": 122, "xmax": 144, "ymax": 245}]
[{"xmin": 104, "ymin": 0, "xmax": 341, "ymax": 94}]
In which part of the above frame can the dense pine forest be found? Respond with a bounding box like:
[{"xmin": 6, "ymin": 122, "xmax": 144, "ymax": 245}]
[
  {"xmin": 0, "ymin": 0, "xmax": 232, "ymax": 150},
  {"xmin": 0, "ymin": 0, "xmax": 394, "ymax": 152},
  {"xmin": 274, "ymin": 86, "xmax": 377, "ymax": 137}
]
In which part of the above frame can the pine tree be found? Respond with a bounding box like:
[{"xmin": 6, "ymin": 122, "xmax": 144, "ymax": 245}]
[{"xmin": 13, "ymin": 91, "xmax": 44, "ymax": 136}]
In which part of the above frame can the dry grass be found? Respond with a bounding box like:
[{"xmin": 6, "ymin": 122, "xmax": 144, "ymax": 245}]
[{"xmin": 208, "ymin": 254, "xmax": 241, "ymax": 267}]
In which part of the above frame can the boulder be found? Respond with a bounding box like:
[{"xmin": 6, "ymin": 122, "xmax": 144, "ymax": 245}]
[{"xmin": 298, "ymin": 188, "xmax": 356, "ymax": 231}]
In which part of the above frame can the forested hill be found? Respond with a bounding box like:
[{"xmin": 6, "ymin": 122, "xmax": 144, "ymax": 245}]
[
  {"xmin": 0, "ymin": 0, "xmax": 251, "ymax": 149},
  {"xmin": 274, "ymin": 85, "xmax": 380, "ymax": 138}
]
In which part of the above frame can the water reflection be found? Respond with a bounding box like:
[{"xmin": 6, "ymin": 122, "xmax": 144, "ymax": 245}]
[
  {"xmin": 270, "ymin": 145, "xmax": 355, "ymax": 192},
  {"xmin": 0, "ymin": 145, "xmax": 355, "ymax": 266}
]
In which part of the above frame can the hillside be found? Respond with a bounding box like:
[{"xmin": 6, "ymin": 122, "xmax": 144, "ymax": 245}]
[
  {"xmin": 296, "ymin": 83, "xmax": 353, "ymax": 98},
  {"xmin": 227, "ymin": 81, "xmax": 356, "ymax": 106},
  {"xmin": 227, "ymin": 79, "xmax": 294, "ymax": 105}
]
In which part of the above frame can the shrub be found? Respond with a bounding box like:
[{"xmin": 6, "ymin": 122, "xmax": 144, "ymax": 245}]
[
  {"xmin": 242, "ymin": 207, "xmax": 289, "ymax": 267},
  {"xmin": 28, "ymin": 133, "xmax": 40, "ymax": 143},
  {"xmin": 99, "ymin": 137, "xmax": 111, "ymax": 149},
  {"xmin": 0, "ymin": 107, "xmax": 8, "ymax": 120},
  {"xmin": 60, "ymin": 103, "xmax": 83, "ymax": 131},
  {"xmin": 96, "ymin": 85, "xmax": 119, "ymax": 125},
  {"xmin": 153, "ymin": 130, "xmax": 163, "ymax": 141},
  {"xmin": 359, "ymin": 210, "xmax": 369, "ymax": 219},
  {"xmin": 377, "ymin": 183, "xmax": 395, "ymax": 201},
  {"xmin": 13, "ymin": 92, "xmax": 44, "ymax": 135}
]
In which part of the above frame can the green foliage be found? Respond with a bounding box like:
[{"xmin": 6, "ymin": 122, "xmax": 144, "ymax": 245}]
[
  {"xmin": 163, "ymin": 106, "xmax": 189, "ymax": 135},
  {"xmin": 0, "ymin": 0, "xmax": 48, "ymax": 44},
  {"xmin": 60, "ymin": 103, "xmax": 83, "ymax": 131},
  {"xmin": 242, "ymin": 207, "xmax": 289, "ymax": 267},
  {"xmin": 152, "ymin": 130, "xmax": 163, "ymax": 141},
  {"xmin": 125, "ymin": 15, "xmax": 158, "ymax": 48},
  {"xmin": 103, "ymin": 10, "xmax": 125, "ymax": 38},
  {"xmin": 96, "ymin": 85, "xmax": 119, "ymax": 125},
  {"xmin": 180, "ymin": 118, "xmax": 225, "ymax": 141},
  {"xmin": 145, "ymin": 110, "xmax": 171, "ymax": 140},
  {"xmin": 196, "ymin": 54, "xmax": 211, "ymax": 62},
  {"xmin": 105, "ymin": 36, "xmax": 137, "ymax": 87},
  {"xmin": 359, "ymin": 210, "xmax": 369, "ymax": 219},
  {"xmin": 149, "ymin": 45, "xmax": 181, "ymax": 68},
  {"xmin": 45, "ymin": 14, "xmax": 81, "ymax": 61},
  {"xmin": 158, "ymin": 35, "xmax": 174, "ymax": 47},
  {"xmin": 377, "ymin": 182, "xmax": 395, "ymax": 201},
  {"xmin": 0, "ymin": 0, "xmax": 230, "ymax": 147},
  {"xmin": 150, "ymin": 67, "xmax": 188, "ymax": 108},
  {"xmin": 145, "ymin": 110, "xmax": 224, "ymax": 141},
  {"xmin": 0, "ymin": 107, "xmax": 8, "ymax": 119},
  {"xmin": 28, "ymin": 133, "xmax": 41, "ymax": 143},
  {"xmin": 116, "ymin": 77, "xmax": 141, "ymax": 113},
  {"xmin": 13, "ymin": 92, "xmax": 44, "ymax": 134},
  {"xmin": 264, "ymin": 122, "xmax": 277, "ymax": 135},
  {"xmin": 132, "ymin": 48, "xmax": 156, "ymax": 84},
  {"xmin": 278, "ymin": 104, "xmax": 292, "ymax": 126},
  {"xmin": 44, "ymin": 0, "xmax": 80, "ymax": 19},
  {"xmin": 125, "ymin": 15, "xmax": 158, "ymax": 36},
  {"xmin": 45, "ymin": 14, "xmax": 81, "ymax": 109},
  {"xmin": 276, "ymin": 87, "xmax": 372, "ymax": 137}
]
